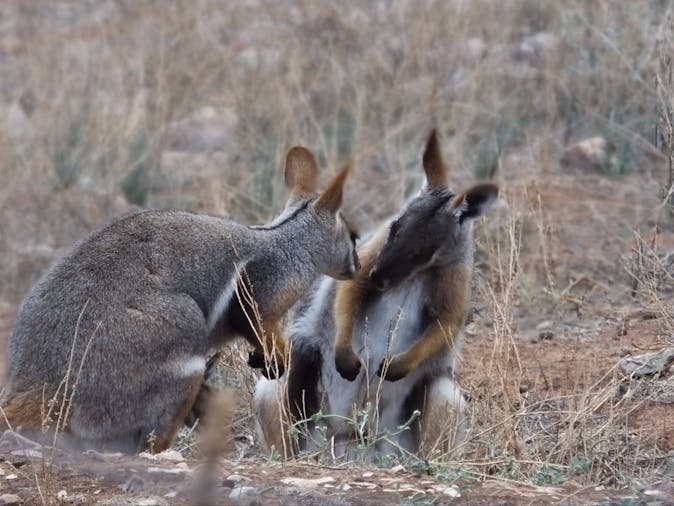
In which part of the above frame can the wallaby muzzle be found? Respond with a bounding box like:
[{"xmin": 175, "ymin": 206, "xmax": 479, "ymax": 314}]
[{"xmin": 367, "ymin": 268, "xmax": 390, "ymax": 292}]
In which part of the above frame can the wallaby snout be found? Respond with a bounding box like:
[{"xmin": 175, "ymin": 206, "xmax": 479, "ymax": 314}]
[{"xmin": 366, "ymin": 267, "xmax": 389, "ymax": 292}]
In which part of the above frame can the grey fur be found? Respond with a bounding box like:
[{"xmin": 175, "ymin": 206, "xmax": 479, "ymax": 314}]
[{"xmin": 2, "ymin": 154, "xmax": 357, "ymax": 453}]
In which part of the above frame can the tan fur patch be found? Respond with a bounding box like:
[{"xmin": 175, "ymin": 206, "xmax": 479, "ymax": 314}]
[
  {"xmin": 284, "ymin": 146, "xmax": 319, "ymax": 196},
  {"xmin": 150, "ymin": 373, "xmax": 203, "ymax": 454},
  {"xmin": 0, "ymin": 388, "xmax": 48, "ymax": 431},
  {"xmin": 422, "ymin": 128, "xmax": 449, "ymax": 188},
  {"xmin": 333, "ymin": 226, "xmax": 388, "ymax": 352},
  {"xmin": 315, "ymin": 163, "xmax": 350, "ymax": 212},
  {"xmin": 395, "ymin": 265, "xmax": 470, "ymax": 371}
]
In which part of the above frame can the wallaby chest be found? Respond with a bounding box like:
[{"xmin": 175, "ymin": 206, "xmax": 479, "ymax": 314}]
[{"xmin": 353, "ymin": 277, "xmax": 432, "ymax": 367}]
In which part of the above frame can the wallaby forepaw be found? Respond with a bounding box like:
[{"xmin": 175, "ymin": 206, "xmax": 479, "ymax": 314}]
[
  {"xmin": 334, "ymin": 347, "xmax": 361, "ymax": 381},
  {"xmin": 248, "ymin": 350, "xmax": 285, "ymax": 379},
  {"xmin": 377, "ymin": 356, "xmax": 409, "ymax": 382},
  {"xmin": 248, "ymin": 350, "xmax": 266, "ymax": 369}
]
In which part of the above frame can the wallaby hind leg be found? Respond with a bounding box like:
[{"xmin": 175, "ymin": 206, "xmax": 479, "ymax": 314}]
[
  {"xmin": 64, "ymin": 293, "xmax": 209, "ymax": 453},
  {"xmin": 420, "ymin": 377, "xmax": 467, "ymax": 457},
  {"xmin": 254, "ymin": 377, "xmax": 289, "ymax": 457},
  {"xmin": 185, "ymin": 352, "xmax": 222, "ymax": 428},
  {"xmin": 143, "ymin": 372, "xmax": 204, "ymax": 453}
]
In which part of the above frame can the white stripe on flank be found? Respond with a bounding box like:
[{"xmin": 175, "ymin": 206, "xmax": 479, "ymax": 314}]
[
  {"xmin": 207, "ymin": 261, "xmax": 247, "ymax": 334},
  {"xmin": 173, "ymin": 356, "xmax": 206, "ymax": 377}
]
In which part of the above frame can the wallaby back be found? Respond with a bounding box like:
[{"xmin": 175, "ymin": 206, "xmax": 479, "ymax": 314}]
[{"xmin": 1, "ymin": 145, "xmax": 358, "ymax": 453}]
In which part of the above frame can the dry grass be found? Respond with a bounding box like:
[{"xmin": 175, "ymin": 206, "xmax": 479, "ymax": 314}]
[{"xmin": 1, "ymin": 0, "xmax": 673, "ymax": 497}]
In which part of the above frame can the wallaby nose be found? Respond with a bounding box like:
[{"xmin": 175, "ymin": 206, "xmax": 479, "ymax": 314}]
[{"xmin": 367, "ymin": 269, "xmax": 389, "ymax": 292}]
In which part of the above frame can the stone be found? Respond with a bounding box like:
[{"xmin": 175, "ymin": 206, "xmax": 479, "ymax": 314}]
[
  {"xmin": 619, "ymin": 348, "xmax": 674, "ymax": 378},
  {"xmin": 280, "ymin": 476, "xmax": 335, "ymax": 489},
  {"xmin": 561, "ymin": 137, "xmax": 608, "ymax": 171},
  {"xmin": 0, "ymin": 494, "xmax": 23, "ymax": 506},
  {"xmin": 121, "ymin": 475, "xmax": 145, "ymax": 494},
  {"xmin": 228, "ymin": 486, "xmax": 258, "ymax": 504}
]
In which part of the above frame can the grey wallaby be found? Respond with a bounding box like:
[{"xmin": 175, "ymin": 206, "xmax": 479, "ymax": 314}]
[
  {"xmin": 255, "ymin": 129, "xmax": 498, "ymax": 460},
  {"xmin": 1, "ymin": 145, "xmax": 359, "ymax": 453}
]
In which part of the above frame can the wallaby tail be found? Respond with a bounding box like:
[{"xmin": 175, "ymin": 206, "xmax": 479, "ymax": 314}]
[{"xmin": 0, "ymin": 389, "xmax": 46, "ymax": 431}]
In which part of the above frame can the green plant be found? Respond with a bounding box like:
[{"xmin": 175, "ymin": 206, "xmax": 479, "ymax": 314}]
[{"xmin": 530, "ymin": 464, "xmax": 567, "ymax": 486}]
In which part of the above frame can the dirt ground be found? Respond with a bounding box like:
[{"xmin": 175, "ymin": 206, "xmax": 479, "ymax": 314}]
[{"xmin": 0, "ymin": 430, "xmax": 669, "ymax": 506}]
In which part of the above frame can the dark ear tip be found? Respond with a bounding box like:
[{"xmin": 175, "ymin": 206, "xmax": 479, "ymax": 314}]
[
  {"xmin": 286, "ymin": 145, "xmax": 310, "ymax": 158},
  {"xmin": 424, "ymin": 128, "xmax": 440, "ymax": 151}
]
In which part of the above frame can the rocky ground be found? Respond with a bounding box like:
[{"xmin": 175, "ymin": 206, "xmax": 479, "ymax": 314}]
[{"xmin": 0, "ymin": 429, "xmax": 672, "ymax": 506}]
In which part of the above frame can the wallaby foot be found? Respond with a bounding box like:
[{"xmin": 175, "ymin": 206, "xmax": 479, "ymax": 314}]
[{"xmin": 334, "ymin": 345, "xmax": 361, "ymax": 381}]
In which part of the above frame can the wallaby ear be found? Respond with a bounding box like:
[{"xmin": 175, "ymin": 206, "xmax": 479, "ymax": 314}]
[
  {"xmin": 450, "ymin": 183, "xmax": 499, "ymax": 223},
  {"xmin": 284, "ymin": 146, "xmax": 319, "ymax": 198},
  {"xmin": 314, "ymin": 162, "xmax": 350, "ymax": 213},
  {"xmin": 422, "ymin": 128, "xmax": 448, "ymax": 188}
]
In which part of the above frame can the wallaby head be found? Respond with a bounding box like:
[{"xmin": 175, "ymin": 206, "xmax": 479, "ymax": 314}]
[
  {"xmin": 281, "ymin": 146, "xmax": 360, "ymax": 280},
  {"xmin": 367, "ymin": 130, "xmax": 498, "ymax": 291}
]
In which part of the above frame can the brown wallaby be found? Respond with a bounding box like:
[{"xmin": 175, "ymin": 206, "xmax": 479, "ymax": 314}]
[
  {"xmin": 255, "ymin": 130, "xmax": 498, "ymax": 460},
  {"xmin": 1, "ymin": 145, "xmax": 359, "ymax": 453}
]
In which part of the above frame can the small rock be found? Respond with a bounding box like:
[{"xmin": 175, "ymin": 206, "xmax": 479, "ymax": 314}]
[
  {"xmin": 133, "ymin": 498, "xmax": 168, "ymax": 506},
  {"xmin": 147, "ymin": 466, "xmax": 189, "ymax": 475},
  {"xmin": 5, "ymin": 474, "xmax": 17, "ymax": 480},
  {"xmin": 350, "ymin": 481, "xmax": 378, "ymax": 489},
  {"xmin": 10, "ymin": 449, "xmax": 42, "ymax": 459},
  {"xmin": 641, "ymin": 480, "xmax": 674, "ymax": 496},
  {"xmin": 156, "ymin": 450, "xmax": 184, "ymax": 462},
  {"xmin": 0, "ymin": 494, "xmax": 23, "ymax": 506},
  {"xmin": 361, "ymin": 471, "xmax": 374, "ymax": 478},
  {"xmin": 561, "ymin": 137, "xmax": 608, "ymax": 171},
  {"xmin": 280, "ymin": 476, "xmax": 335, "ymax": 489},
  {"xmin": 0, "ymin": 431, "xmax": 42, "ymax": 452},
  {"xmin": 513, "ymin": 32, "xmax": 559, "ymax": 63},
  {"xmin": 539, "ymin": 331, "xmax": 554, "ymax": 341},
  {"xmin": 0, "ymin": 467, "xmax": 5, "ymax": 476},
  {"xmin": 536, "ymin": 320, "xmax": 553, "ymax": 331},
  {"xmin": 460, "ymin": 37, "xmax": 487, "ymax": 63},
  {"xmin": 56, "ymin": 490, "xmax": 68, "ymax": 502},
  {"xmin": 433, "ymin": 484, "xmax": 461, "ymax": 498},
  {"xmin": 226, "ymin": 474, "xmax": 247, "ymax": 483},
  {"xmin": 389, "ymin": 464, "xmax": 405, "ymax": 473},
  {"xmin": 619, "ymin": 348, "xmax": 674, "ymax": 378},
  {"xmin": 121, "ymin": 475, "xmax": 145, "ymax": 493},
  {"xmin": 228, "ymin": 486, "xmax": 258, "ymax": 503}
]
